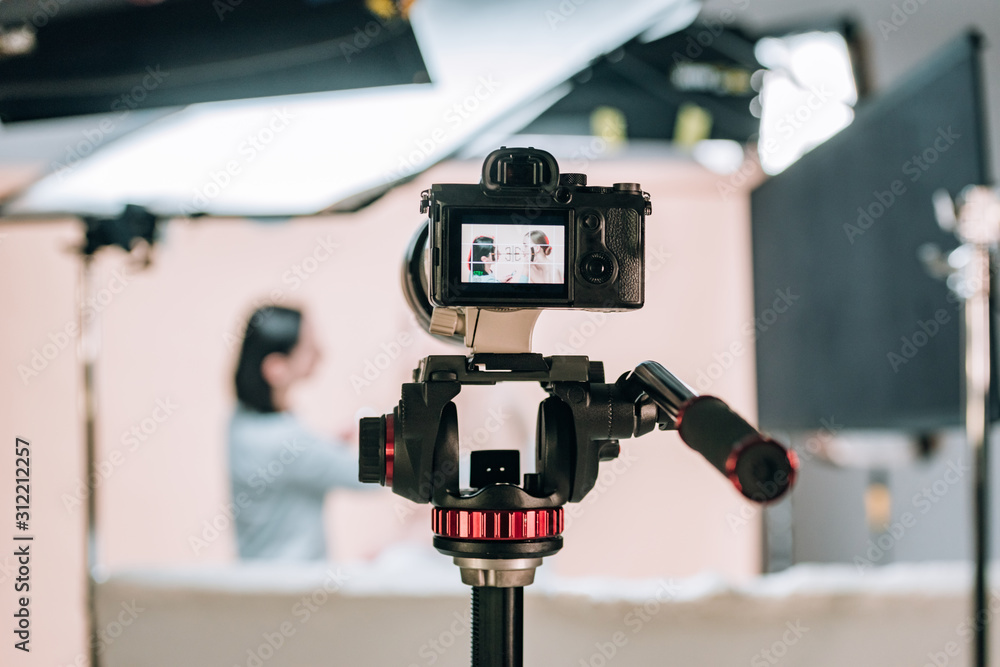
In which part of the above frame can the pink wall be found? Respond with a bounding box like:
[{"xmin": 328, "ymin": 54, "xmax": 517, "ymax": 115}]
[{"xmin": 0, "ymin": 156, "xmax": 764, "ymax": 666}]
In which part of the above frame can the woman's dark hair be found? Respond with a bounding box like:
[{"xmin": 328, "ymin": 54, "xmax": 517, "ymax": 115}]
[
  {"xmin": 525, "ymin": 230, "xmax": 552, "ymax": 262},
  {"xmin": 469, "ymin": 236, "xmax": 495, "ymax": 276},
  {"xmin": 234, "ymin": 305, "xmax": 302, "ymax": 413}
]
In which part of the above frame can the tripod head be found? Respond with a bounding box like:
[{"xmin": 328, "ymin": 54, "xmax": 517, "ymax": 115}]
[{"xmin": 359, "ymin": 351, "xmax": 796, "ymax": 585}]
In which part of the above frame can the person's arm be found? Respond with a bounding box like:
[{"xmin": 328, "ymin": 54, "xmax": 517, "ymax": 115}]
[{"xmin": 278, "ymin": 428, "xmax": 366, "ymax": 493}]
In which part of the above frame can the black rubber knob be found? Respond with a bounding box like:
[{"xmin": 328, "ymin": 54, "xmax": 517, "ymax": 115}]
[
  {"xmin": 677, "ymin": 396, "xmax": 796, "ymax": 502},
  {"xmin": 728, "ymin": 438, "xmax": 796, "ymax": 502},
  {"xmin": 358, "ymin": 416, "xmax": 386, "ymax": 484}
]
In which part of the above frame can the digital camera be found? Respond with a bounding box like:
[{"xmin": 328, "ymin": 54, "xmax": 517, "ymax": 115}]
[{"xmin": 414, "ymin": 147, "xmax": 650, "ymax": 310}]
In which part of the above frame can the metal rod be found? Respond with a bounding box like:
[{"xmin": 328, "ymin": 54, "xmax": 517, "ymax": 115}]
[
  {"xmin": 934, "ymin": 187, "xmax": 1000, "ymax": 667},
  {"xmin": 470, "ymin": 587, "xmax": 523, "ymax": 667},
  {"xmin": 631, "ymin": 361, "xmax": 696, "ymax": 424},
  {"xmin": 966, "ymin": 242, "xmax": 992, "ymax": 667},
  {"xmin": 81, "ymin": 255, "xmax": 101, "ymax": 667}
]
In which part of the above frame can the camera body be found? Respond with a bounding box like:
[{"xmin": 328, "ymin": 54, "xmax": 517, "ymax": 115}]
[{"xmin": 420, "ymin": 147, "xmax": 650, "ymax": 310}]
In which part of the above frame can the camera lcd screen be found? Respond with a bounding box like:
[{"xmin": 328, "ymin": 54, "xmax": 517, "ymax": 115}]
[
  {"xmin": 462, "ymin": 221, "xmax": 566, "ymax": 285},
  {"xmin": 443, "ymin": 209, "xmax": 570, "ymax": 304}
]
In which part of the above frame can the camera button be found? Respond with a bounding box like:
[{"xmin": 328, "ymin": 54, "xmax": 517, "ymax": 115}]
[
  {"xmin": 580, "ymin": 252, "xmax": 614, "ymax": 284},
  {"xmin": 581, "ymin": 211, "xmax": 602, "ymax": 231}
]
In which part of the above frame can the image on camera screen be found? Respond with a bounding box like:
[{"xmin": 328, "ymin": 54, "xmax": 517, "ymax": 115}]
[{"xmin": 461, "ymin": 222, "xmax": 566, "ymax": 285}]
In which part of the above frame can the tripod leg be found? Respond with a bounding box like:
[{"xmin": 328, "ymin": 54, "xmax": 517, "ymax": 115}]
[{"xmin": 471, "ymin": 586, "xmax": 523, "ymax": 667}]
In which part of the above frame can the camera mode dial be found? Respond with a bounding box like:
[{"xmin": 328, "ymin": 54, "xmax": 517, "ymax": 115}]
[{"xmin": 559, "ymin": 173, "xmax": 587, "ymax": 186}]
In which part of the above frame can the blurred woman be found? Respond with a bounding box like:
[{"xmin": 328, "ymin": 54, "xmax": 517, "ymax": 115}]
[{"xmin": 228, "ymin": 304, "xmax": 361, "ymax": 561}]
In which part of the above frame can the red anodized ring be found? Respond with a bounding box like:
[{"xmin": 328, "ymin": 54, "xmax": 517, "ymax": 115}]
[
  {"xmin": 384, "ymin": 414, "xmax": 394, "ymax": 487},
  {"xmin": 432, "ymin": 508, "xmax": 563, "ymax": 540}
]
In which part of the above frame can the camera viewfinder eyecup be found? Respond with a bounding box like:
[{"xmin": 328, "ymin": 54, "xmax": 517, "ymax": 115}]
[{"xmin": 481, "ymin": 147, "xmax": 560, "ymax": 191}]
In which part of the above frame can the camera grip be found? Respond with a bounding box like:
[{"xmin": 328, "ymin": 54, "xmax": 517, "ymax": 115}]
[{"xmin": 603, "ymin": 208, "xmax": 642, "ymax": 305}]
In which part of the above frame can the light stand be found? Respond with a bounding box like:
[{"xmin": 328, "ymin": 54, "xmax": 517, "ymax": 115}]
[
  {"xmin": 76, "ymin": 205, "xmax": 157, "ymax": 667},
  {"xmin": 931, "ymin": 186, "xmax": 1000, "ymax": 667},
  {"xmin": 80, "ymin": 252, "xmax": 100, "ymax": 667}
]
